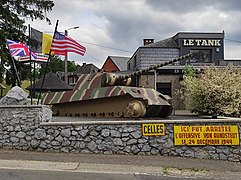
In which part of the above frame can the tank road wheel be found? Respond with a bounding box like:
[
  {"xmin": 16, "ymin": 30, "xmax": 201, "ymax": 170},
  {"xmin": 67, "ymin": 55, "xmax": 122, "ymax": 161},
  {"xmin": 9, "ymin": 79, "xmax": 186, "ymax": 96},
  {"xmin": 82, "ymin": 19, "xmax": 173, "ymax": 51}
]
[{"xmin": 126, "ymin": 100, "xmax": 146, "ymax": 118}]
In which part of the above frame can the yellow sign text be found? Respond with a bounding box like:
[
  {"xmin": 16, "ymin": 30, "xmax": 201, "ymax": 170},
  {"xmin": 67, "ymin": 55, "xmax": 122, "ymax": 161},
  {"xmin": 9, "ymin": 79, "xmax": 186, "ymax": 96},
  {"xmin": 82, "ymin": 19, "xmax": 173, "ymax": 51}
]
[
  {"xmin": 174, "ymin": 125, "xmax": 239, "ymax": 146},
  {"xmin": 142, "ymin": 123, "xmax": 165, "ymax": 136}
]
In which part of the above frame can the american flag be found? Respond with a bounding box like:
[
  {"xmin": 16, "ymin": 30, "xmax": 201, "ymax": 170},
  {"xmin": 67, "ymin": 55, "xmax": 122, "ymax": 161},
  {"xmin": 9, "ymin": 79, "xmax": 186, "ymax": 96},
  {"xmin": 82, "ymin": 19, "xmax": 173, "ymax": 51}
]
[
  {"xmin": 51, "ymin": 31, "xmax": 86, "ymax": 56},
  {"xmin": 19, "ymin": 54, "xmax": 48, "ymax": 62},
  {"xmin": 6, "ymin": 39, "xmax": 37, "ymax": 59}
]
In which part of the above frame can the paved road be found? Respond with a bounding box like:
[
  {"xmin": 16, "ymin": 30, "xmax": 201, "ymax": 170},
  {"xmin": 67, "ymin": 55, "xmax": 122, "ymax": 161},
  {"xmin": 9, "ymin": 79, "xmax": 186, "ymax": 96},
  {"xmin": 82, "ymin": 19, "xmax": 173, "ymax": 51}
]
[
  {"xmin": 0, "ymin": 169, "xmax": 217, "ymax": 180},
  {"xmin": 0, "ymin": 149, "xmax": 240, "ymax": 179}
]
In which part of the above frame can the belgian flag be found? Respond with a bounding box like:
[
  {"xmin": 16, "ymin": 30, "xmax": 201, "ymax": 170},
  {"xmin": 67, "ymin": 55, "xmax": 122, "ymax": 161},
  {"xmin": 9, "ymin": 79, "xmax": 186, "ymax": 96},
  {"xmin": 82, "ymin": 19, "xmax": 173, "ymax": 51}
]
[{"xmin": 30, "ymin": 28, "xmax": 53, "ymax": 54}]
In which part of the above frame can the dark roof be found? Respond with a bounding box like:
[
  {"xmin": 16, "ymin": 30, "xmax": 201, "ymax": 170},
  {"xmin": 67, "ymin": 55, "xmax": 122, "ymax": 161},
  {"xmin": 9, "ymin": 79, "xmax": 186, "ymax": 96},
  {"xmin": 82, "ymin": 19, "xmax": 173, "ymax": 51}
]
[
  {"xmin": 55, "ymin": 71, "xmax": 65, "ymax": 79},
  {"xmin": 73, "ymin": 63, "xmax": 99, "ymax": 74},
  {"xmin": 26, "ymin": 72, "xmax": 73, "ymax": 92},
  {"xmin": 173, "ymin": 32, "xmax": 224, "ymax": 39},
  {"xmin": 143, "ymin": 37, "xmax": 178, "ymax": 48},
  {"xmin": 109, "ymin": 56, "xmax": 130, "ymax": 71}
]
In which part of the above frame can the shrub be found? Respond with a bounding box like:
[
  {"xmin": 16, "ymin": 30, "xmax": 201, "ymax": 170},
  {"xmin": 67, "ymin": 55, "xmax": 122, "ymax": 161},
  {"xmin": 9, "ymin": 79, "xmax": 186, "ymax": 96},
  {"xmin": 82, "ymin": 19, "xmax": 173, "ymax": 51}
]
[{"xmin": 180, "ymin": 65, "xmax": 241, "ymax": 117}]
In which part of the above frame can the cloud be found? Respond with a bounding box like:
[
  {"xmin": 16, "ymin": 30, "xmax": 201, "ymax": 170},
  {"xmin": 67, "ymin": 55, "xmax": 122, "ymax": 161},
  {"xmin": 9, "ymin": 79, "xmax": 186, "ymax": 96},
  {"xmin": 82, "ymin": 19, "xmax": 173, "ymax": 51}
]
[
  {"xmin": 145, "ymin": 0, "xmax": 207, "ymax": 13},
  {"xmin": 25, "ymin": 0, "xmax": 241, "ymax": 68}
]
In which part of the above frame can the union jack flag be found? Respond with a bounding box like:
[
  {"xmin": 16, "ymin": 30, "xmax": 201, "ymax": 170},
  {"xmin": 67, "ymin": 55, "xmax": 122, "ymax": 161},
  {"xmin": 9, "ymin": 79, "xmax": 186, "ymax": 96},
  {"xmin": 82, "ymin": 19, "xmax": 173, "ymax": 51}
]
[{"xmin": 6, "ymin": 39, "xmax": 37, "ymax": 59}]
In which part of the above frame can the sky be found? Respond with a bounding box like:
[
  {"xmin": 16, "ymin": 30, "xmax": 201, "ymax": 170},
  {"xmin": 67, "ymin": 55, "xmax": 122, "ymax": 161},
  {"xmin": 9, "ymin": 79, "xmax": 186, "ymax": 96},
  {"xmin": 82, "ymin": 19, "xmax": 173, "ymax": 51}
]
[{"xmin": 25, "ymin": 0, "xmax": 241, "ymax": 68}]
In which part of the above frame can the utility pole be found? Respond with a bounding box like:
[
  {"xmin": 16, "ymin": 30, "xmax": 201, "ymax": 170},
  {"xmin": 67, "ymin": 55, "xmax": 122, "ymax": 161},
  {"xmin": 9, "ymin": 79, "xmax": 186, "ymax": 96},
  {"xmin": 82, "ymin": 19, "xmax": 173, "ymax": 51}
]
[
  {"xmin": 64, "ymin": 29, "xmax": 68, "ymax": 83},
  {"xmin": 64, "ymin": 26, "xmax": 79, "ymax": 84}
]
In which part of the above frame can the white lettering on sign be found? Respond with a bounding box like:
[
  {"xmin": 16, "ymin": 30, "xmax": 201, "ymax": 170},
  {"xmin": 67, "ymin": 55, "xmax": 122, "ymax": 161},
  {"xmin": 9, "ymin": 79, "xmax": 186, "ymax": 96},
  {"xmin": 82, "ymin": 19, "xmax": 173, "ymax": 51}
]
[{"xmin": 183, "ymin": 39, "xmax": 221, "ymax": 47}]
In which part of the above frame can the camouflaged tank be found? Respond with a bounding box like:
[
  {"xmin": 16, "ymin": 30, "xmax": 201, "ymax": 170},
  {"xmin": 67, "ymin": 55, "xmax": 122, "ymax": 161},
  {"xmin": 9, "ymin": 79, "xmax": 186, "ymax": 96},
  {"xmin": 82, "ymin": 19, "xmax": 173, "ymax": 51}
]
[{"xmin": 42, "ymin": 54, "xmax": 192, "ymax": 118}]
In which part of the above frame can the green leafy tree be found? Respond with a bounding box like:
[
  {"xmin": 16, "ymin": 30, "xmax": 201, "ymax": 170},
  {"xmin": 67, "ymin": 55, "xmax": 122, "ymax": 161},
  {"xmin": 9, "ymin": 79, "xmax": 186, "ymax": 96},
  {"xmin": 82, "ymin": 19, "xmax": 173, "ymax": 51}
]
[
  {"xmin": 0, "ymin": 0, "xmax": 54, "ymax": 85},
  {"xmin": 38, "ymin": 56, "xmax": 77, "ymax": 78},
  {"xmin": 67, "ymin": 61, "xmax": 78, "ymax": 72},
  {"xmin": 180, "ymin": 65, "xmax": 241, "ymax": 117}
]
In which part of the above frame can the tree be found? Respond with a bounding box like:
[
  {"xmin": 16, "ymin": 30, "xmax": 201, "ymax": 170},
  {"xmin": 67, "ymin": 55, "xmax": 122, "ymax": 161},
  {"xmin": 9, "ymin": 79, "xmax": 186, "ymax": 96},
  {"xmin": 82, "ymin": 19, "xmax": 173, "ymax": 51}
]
[
  {"xmin": 67, "ymin": 61, "xmax": 78, "ymax": 72},
  {"xmin": 0, "ymin": 0, "xmax": 54, "ymax": 85},
  {"xmin": 180, "ymin": 65, "xmax": 241, "ymax": 117},
  {"xmin": 38, "ymin": 56, "xmax": 78, "ymax": 78}
]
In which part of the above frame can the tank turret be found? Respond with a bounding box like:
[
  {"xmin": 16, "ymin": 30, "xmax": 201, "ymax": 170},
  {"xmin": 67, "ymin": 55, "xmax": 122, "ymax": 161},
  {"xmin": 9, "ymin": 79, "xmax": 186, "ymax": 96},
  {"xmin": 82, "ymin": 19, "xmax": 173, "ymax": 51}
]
[
  {"xmin": 42, "ymin": 53, "xmax": 192, "ymax": 118},
  {"xmin": 101, "ymin": 73, "xmax": 132, "ymax": 86}
]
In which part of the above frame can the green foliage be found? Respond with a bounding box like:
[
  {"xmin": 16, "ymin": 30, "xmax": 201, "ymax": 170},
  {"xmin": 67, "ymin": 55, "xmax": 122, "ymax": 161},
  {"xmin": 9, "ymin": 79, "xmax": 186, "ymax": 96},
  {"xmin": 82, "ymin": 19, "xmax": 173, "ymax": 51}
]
[
  {"xmin": 1, "ymin": 80, "xmax": 30, "ymax": 97},
  {"xmin": 0, "ymin": 81, "xmax": 11, "ymax": 97},
  {"xmin": 67, "ymin": 61, "xmax": 78, "ymax": 72},
  {"xmin": 44, "ymin": 56, "xmax": 65, "ymax": 75},
  {"xmin": 0, "ymin": 0, "xmax": 54, "ymax": 84},
  {"xmin": 38, "ymin": 56, "xmax": 78, "ymax": 78},
  {"xmin": 183, "ymin": 65, "xmax": 195, "ymax": 77},
  {"xmin": 21, "ymin": 80, "xmax": 30, "ymax": 95},
  {"xmin": 180, "ymin": 65, "xmax": 241, "ymax": 117}
]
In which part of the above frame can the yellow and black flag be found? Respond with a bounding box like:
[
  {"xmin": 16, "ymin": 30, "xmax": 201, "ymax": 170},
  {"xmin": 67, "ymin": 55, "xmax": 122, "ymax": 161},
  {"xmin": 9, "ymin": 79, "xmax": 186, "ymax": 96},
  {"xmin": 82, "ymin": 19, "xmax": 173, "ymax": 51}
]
[{"xmin": 30, "ymin": 28, "xmax": 53, "ymax": 54}]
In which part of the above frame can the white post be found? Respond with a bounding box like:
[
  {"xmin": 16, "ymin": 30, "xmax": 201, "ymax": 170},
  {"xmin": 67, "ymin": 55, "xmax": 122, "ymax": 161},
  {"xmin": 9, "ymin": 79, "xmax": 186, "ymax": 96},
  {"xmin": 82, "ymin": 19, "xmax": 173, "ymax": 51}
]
[{"xmin": 154, "ymin": 69, "xmax": 157, "ymax": 90}]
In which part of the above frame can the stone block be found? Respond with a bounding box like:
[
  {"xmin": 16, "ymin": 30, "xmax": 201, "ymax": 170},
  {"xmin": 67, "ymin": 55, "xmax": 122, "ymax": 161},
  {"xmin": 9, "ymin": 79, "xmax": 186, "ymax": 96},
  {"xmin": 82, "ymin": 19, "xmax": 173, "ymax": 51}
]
[
  {"xmin": 34, "ymin": 129, "xmax": 47, "ymax": 140},
  {"xmin": 60, "ymin": 129, "xmax": 71, "ymax": 138}
]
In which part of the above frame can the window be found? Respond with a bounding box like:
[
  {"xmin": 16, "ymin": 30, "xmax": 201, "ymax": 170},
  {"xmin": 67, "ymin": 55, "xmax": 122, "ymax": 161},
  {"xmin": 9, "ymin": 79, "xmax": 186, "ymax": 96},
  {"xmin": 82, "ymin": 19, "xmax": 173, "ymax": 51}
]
[
  {"xmin": 190, "ymin": 49, "xmax": 212, "ymax": 63},
  {"xmin": 69, "ymin": 76, "xmax": 76, "ymax": 85},
  {"xmin": 157, "ymin": 82, "xmax": 172, "ymax": 97},
  {"xmin": 128, "ymin": 63, "xmax": 131, "ymax": 70},
  {"xmin": 134, "ymin": 55, "xmax": 137, "ymax": 68}
]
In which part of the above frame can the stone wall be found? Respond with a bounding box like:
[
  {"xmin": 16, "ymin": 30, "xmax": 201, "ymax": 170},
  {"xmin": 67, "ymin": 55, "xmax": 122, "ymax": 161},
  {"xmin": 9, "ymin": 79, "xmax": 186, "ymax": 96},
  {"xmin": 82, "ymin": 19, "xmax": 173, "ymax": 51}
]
[
  {"xmin": 0, "ymin": 105, "xmax": 51, "ymax": 150},
  {"xmin": 0, "ymin": 106, "xmax": 241, "ymax": 162}
]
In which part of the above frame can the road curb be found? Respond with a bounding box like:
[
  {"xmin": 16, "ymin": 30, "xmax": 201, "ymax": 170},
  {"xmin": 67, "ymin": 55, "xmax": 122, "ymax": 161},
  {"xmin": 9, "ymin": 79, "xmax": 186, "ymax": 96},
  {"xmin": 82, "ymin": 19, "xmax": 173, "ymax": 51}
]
[
  {"xmin": 0, "ymin": 159, "xmax": 78, "ymax": 171},
  {"xmin": 0, "ymin": 159, "xmax": 240, "ymax": 179}
]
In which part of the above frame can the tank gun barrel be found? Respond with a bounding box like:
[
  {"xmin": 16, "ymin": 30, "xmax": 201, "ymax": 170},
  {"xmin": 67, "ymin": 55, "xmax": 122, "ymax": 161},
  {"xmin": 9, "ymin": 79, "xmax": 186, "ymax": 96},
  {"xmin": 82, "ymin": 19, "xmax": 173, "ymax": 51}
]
[
  {"xmin": 101, "ymin": 53, "xmax": 193, "ymax": 87},
  {"xmin": 124, "ymin": 53, "xmax": 193, "ymax": 79}
]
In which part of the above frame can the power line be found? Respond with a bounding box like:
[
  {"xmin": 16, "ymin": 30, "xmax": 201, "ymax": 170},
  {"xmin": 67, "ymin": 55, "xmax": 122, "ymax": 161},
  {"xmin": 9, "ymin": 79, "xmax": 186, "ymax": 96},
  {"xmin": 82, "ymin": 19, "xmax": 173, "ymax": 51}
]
[
  {"xmin": 76, "ymin": 39, "xmax": 133, "ymax": 53},
  {"xmin": 42, "ymin": 31, "xmax": 133, "ymax": 53},
  {"xmin": 225, "ymin": 38, "xmax": 241, "ymax": 44},
  {"xmin": 85, "ymin": 51, "xmax": 103, "ymax": 63}
]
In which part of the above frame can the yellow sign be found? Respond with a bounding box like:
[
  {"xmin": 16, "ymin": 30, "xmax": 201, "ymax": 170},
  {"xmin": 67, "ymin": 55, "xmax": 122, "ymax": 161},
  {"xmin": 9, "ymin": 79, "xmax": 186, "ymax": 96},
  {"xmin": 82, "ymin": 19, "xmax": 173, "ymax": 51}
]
[
  {"xmin": 174, "ymin": 125, "xmax": 239, "ymax": 146},
  {"xmin": 142, "ymin": 123, "xmax": 165, "ymax": 136}
]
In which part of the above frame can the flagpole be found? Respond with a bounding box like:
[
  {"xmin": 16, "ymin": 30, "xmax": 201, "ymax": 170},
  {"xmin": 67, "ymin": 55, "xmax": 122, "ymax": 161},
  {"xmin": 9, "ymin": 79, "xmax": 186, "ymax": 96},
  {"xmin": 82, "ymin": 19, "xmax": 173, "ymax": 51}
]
[
  {"xmin": 5, "ymin": 39, "xmax": 21, "ymax": 87},
  {"xmin": 30, "ymin": 26, "xmax": 36, "ymax": 104},
  {"xmin": 11, "ymin": 57, "xmax": 21, "ymax": 87},
  {"xmin": 37, "ymin": 20, "xmax": 59, "ymax": 105},
  {"xmin": 33, "ymin": 58, "xmax": 36, "ymax": 101},
  {"xmin": 28, "ymin": 24, "xmax": 33, "ymax": 105}
]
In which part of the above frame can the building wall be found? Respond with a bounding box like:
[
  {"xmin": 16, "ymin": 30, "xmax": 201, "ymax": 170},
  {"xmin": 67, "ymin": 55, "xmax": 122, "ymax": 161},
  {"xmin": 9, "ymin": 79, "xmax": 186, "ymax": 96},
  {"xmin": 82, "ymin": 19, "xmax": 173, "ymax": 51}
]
[
  {"xmin": 139, "ymin": 48, "xmax": 180, "ymax": 70},
  {"xmin": 128, "ymin": 48, "xmax": 180, "ymax": 70},
  {"xmin": 174, "ymin": 32, "xmax": 224, "ymax": 65},
  {"xmin": 139, "ymin": 74, "xmax": 184, "ymax": 109},
  {"xmin": 219, "ymin": 60, "xmax": 241, "ymax": 66},
  {"xmin": 128, "ymin": 49, "xmax": 139, "ymax": 70},
  {"xmin": 128, "ymin": 32, "xmax": 225, "ymax": 70},
  {"xmin": 102, "ymin": 58, "xmax": 119, "ymax": 72}
]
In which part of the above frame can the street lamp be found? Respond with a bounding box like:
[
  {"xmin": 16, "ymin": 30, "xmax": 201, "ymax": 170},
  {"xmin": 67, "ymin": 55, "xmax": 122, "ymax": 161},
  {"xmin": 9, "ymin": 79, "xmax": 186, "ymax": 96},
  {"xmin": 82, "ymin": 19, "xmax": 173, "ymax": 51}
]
[{"xmin": 64, "ymin": 26, "xmax": 79, "ymax": 83}]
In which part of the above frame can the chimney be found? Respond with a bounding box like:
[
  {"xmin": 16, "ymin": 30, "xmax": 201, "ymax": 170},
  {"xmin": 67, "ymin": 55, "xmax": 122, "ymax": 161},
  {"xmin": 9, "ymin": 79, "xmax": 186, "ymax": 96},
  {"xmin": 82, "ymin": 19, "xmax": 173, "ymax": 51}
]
[{"xmin": 143, "ymin": 39, "xmax": 154, "ymax": 46}]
